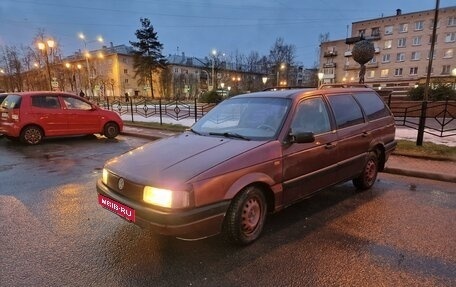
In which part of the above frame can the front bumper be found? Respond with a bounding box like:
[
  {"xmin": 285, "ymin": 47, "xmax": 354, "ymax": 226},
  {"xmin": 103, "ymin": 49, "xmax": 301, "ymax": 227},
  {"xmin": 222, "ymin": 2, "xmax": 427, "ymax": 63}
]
[{"xmin": 96, "ymin": 179, "xmax": 230, "ymax": 240}]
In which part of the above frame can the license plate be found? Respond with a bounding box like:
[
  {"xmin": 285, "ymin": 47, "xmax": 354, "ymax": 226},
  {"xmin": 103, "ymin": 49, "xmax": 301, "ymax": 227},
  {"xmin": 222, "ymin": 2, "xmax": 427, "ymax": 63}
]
[
  {"xmin": 1, "ymin": 112, "xmax": 7, "ymax": 119},
  {"xmin": 98, "ymin": 194, "xmax": 135, "ymax": 222}
]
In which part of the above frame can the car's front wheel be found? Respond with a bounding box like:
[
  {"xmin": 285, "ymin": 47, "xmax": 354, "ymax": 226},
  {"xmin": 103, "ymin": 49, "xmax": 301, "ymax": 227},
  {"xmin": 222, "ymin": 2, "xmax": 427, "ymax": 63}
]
[
  {"xmin": 103, "ymin": 122, "xmax": 119, "ymax": 139},
  {"xmin": 20, "ymin": 125, "xmax": 43, "ymax": 145},
  {"xmin": 353, "ymin": 151, "xmax": 379, "ymax": 190},
  {"xmin": 224, "ymin": 186, "xmax": 267, "ymax": 245}
]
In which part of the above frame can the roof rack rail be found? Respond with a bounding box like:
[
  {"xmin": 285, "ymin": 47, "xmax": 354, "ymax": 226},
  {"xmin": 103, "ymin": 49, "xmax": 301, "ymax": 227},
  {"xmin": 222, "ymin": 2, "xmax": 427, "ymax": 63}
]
[
  {"xmin": 263, "ymin": 86, "xmax": 316, "ymax": 91},
  {"xmin": 318, "ymin": 83, "xmax": 369, "ymax": 89}
]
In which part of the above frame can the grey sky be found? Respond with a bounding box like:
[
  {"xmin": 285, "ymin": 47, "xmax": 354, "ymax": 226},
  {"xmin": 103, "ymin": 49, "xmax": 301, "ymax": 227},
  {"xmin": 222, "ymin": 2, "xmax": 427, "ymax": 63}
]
[{"xmin": 0, "ymin": 0, "xmax": 453, "ymax": 67}]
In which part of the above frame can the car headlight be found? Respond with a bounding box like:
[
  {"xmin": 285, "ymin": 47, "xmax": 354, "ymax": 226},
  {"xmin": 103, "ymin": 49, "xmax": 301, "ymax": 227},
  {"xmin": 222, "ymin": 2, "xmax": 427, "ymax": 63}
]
[
  {"xmin": 102, "ymin": 168, "xmax": 109, "ymax": 185},
  {"xmin": 143, "ymin": 186, "xmax": 190, "ymax": 208}
]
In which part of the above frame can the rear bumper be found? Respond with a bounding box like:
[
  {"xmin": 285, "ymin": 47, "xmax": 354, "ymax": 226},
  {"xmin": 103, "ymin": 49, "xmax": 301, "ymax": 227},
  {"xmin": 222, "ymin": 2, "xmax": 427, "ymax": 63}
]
[
  {"xmin": 96, "ymin": 179, "xmax": 230, "ymax": 240},
  {"xmin": 385, "ymin": 140, "xmax": 397, "ymax": 159},
  {"xmin": 0, "ymin": 122, "xmax": 20, "ymax": 137}
]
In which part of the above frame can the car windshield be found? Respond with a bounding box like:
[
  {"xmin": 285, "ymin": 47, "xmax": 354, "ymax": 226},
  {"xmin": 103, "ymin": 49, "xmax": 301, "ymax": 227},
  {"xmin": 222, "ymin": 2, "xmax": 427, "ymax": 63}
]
[{"xmin": 192, "ymin": 97, "xmax": 291, "ymax": 140}]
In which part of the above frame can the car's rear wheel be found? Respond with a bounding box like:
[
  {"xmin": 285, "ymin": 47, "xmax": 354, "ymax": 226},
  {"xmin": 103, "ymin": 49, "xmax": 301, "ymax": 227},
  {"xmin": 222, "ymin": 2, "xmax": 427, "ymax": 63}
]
[
  {"xmin": 20, "ymin": 125, "xmax": 43, "ymax": 145},
  {"xmin": 353, "ymin": 151, "xmax": 379, "ymax": 190},
  {"xmin": 224, "ymin": 186, "xmax": 267, "ymax": 245},
  {"xmin": 103, "ymin": 122, "xmax": 119, "ymax": 139}
]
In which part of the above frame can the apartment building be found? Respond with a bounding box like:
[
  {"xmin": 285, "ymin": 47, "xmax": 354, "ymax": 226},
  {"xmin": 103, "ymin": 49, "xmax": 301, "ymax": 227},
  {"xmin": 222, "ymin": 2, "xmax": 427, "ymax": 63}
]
[{"xmin": 320, "ymin": 6, "xmax": 456, "ymax": 96}]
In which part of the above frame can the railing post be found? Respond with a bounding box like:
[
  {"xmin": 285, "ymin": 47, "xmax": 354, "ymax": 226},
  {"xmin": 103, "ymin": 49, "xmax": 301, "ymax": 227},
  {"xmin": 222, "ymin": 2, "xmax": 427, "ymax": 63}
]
[
  {"xmin": 106, "ymin": 97, "xmax": 110, "ymax": 110},
  {"xmin": 159, "ymin": 98, "xmax": 163, "ymax": 125},
  {"xmin": 416, "ymin": 101, "xmax": 428, "ymax": 146},
  {"xmin": 194, "ymin": 97, "xmax": 198, "ymax": 122},
  {"xmin": 130, "ymin": 97, "xmax": 134, "ymax": 122}
]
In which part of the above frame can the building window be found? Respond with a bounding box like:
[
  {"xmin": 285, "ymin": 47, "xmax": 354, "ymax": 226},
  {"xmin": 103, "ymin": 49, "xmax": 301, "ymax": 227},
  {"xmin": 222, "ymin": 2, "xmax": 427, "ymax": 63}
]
[
  {"xmin": 394, "ymin": 68, "xmax": 403, "ymax": 76},
  {"xmin": 384, "ymin": 40, "xmax": 392, "ymax": 49},
  {"xmin": 397, "ymin": 38, "xmax": 407, "ymax": 47},
  {"xmin": 384, "ymin": 25, "xmax": 393, "ymax": 35},
  {"xmin": 382, "ymin": 54, "xmax": 391, "ymax": 63},
  {"xmin": 448, "ymin": 16, "xmax": 456, "ymax": 27},
  {"xmin": 443, "ymin": 49, "xmax": 454, "ymax": 58},
  {"xmin": 174, "ymin": 68, "xmax": 179, "ymax": 73},
  {"xmin": 367, "ymin": 70, "xmax": 375, "ymax": 78},
  {"xmin": 411, "ymin": 51, "xmax": 421, "ymax": 61},
  {"xmin": 371, "ymin": 27, "xmax": 380, "ymax": 37},
  {"xmin": 427, "ymin": 50, "xmax": 437, "ymax": 59},
  {"xmin": 445, "ymin": 32, "xmax": 456, "ymax": 43},
  {"xmin": 124, "ymin": 79, "xmax": 129, "ymax": 84},
  {"xmin": 396, "ymin": 52, "xmax": 405, "ymax": 62},
  {"xmin": 358, "ymin": 29, "xmax": 366, "ymax": 37},
  {"xmin": 122, "ymin": 58, "xmax": 128, "ymax": 63},
  {"xmin": 442, "ymin": 65, "xmax": 451, "ymax": 74},
  {"xmin": 410, "ymin": 67, "xmax": 418, "ymax": 75},
  {"xmin": 399, "ymin": 23, "xmax": 408, "ymax": 33},
  {"xmin": 429, "ymin": 19, "xmax": 440, "ymax": 29},
  {"xmin": 429, "ymin": 34, "xmax": 438, "ymax": 44},
  {"xmin": 123, "ymin": 69, "xmax": 128, "ymax": 74},
  {"xmin": 381, "ymin": 69, "xmax": 389, "ymax": 77},
  {"xmin": 415, "ymin": 20, "xmax": 424, "ymax": 31},
  {"xmin": 412, "ymin": 36, "xmax": 422, "ymax": 46},
  {"xmin": 369, "ymin": 57, "xmax": 377, "ymax": 64}
]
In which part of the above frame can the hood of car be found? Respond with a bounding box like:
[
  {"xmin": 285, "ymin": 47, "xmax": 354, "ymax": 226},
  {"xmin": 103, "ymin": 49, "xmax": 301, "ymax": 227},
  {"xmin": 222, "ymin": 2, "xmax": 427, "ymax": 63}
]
[{"xmin": 106, "ymin": 132, "xmax": 266, "ymax": 187}]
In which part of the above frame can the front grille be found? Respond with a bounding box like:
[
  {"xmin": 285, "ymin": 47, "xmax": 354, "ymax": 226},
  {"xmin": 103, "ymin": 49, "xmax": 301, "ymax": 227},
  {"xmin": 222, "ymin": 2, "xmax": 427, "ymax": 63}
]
[{"xmin": 106, "ymin": 172, "xmax": 144, "ymax": 202}]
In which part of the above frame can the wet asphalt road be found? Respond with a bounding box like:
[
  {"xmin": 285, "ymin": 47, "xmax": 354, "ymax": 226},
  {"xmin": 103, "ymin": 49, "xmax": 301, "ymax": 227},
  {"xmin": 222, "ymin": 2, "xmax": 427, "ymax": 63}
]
[{"xmin": 0, "ymin": 135, "xmax": 455, "ymax": 287}]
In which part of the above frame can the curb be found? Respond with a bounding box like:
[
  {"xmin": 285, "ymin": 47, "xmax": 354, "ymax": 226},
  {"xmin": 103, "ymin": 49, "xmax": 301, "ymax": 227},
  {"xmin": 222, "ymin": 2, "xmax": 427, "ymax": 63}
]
[
  {"xmin": 383, "ymin": 167, "xmax": 456, "ymax": 183},
  {"xmin": 121, "ymin": 131, "xmax": 162, "ymax": 141}
]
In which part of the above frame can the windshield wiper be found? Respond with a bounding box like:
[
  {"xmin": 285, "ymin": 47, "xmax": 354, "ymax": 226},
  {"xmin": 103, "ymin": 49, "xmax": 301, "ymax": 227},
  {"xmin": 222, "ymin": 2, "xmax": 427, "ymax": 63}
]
[
  {"xmin": 209, "ymin": 132, "xmax": 250, "ymax": 141},
  {"xmin": 189, "ymin": 128, "xmax": 202, "ymax": 135}
]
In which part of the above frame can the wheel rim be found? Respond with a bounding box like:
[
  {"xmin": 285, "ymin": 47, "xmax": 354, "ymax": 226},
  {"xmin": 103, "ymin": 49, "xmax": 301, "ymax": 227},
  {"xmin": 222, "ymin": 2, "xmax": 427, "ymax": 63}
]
[
  {"xmin": 25, "ymin": 128, "xmax": 41, "ymax": 144},
  {"xmin": 106, "ymin": 124, "xmax": 117, "ymax": 137},
  {"xmin": 365, "ymin": 159, "xmax": 377, "ymax": 185},
  {"xmin": 241, "ymin": 197, "xmax": 262, "ymax": 235}
]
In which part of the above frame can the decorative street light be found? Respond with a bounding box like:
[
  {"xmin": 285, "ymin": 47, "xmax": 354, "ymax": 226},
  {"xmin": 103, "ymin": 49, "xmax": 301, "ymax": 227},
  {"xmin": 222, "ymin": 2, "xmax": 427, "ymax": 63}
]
[
  {"xmin": 277, "ymin": 63, "xmax": 285, "ymax": 86},
  {"xmin": 210, "ymin": 49, "xmax": 217, "ymax": 90},
  {"xmin": 262, "ymin": 76, "xmax": 268, "ymax": 89},
  {"xmin": 318, "ymin": 72, "xmax": 324, "ymax": 87},
  {"xmin": 78, "ymin": 33, "xmax": 103, "ymax": 95},
  {"xmin": 37, "ymin": 39, "xmax": 55, "ymax": 90}
]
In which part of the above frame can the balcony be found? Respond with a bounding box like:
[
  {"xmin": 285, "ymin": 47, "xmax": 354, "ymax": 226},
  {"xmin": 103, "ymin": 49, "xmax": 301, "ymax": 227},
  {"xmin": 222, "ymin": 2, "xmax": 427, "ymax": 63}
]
[
  {"xmin": 324, "ymin": 51, "xmax": 338, "ymax": 57},
  {"xmin": 375, "ymin": 47, "xmax": 380, "ymax": 53},
  {"xmin": 344, "ymin": 64, "xmax": 359, "ymax": 71},
  {"xmin": 344, "ymin": 51, "xmax": 352, "ymax": 57},
  {"xmin": 323, "ymin": 63, "xmax": 336, "ymax": 68},
  {"xmin": 368, "ymin": 33, "xmax": 381, "ymax": 40}
]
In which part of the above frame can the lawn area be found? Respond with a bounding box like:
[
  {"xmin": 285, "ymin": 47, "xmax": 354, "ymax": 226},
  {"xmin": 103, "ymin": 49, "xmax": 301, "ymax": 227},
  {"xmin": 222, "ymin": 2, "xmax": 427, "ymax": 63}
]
[{"xmin": 395, "ymin": 140, "xmax": 456, "ymax": 161}]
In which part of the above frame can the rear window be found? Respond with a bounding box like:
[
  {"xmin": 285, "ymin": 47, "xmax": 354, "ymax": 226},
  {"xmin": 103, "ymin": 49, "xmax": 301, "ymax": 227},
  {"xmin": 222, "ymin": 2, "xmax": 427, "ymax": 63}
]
[
  {"xmin": 327, "ymin": 94, "xmax": 365, "ymax": 129},
  {"xmin": 1, "ymin": 94, "xmax": 22, "ymax": 109},
  {"xmin": 353, "ymin": 92, "xmax": 391, "ymax": 121}
]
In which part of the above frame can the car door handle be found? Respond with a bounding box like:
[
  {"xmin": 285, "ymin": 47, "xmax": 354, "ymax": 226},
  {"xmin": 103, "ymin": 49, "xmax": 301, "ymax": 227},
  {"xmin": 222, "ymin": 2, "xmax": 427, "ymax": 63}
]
[
  {"xmin": 362, "ymin": 131, "xmax": 371, "ymax": 137},
  {"xmin": 325, "ymin": 143, "xmax": 336, "ymax": 150}
]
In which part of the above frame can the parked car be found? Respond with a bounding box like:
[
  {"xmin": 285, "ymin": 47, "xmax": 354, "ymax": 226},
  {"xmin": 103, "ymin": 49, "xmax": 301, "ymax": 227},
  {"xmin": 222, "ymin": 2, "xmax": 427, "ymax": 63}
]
[
  {"xmin": 0, "ymin": 91, "xmax": 123, "ymax": 144},
  {"xmin": 97, "ymin": 87, "xmax": 396, "ymax": 245}
]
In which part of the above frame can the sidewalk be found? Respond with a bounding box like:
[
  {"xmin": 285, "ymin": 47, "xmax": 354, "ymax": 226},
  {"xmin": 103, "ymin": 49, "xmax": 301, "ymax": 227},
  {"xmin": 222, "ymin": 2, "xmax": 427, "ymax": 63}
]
[{"xmin": 121, "ymin": 124, "xmax": 456, "ymax": 183}]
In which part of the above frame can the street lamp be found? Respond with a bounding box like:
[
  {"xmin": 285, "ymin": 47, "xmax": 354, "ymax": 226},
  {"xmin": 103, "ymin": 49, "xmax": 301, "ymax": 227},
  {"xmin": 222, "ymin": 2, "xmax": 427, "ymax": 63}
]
[
  {"xmin": 79, "ymin": 33, "xmax": 103, "ymax": 95},
  {"xmin": 220, "ymin": 82, "xmax": 225, "ymax": 97},
  {"xmin": 277, "ymin": 63, "xmax": 285, "ymax": 86},
  {"xmin": 317, "ymin": 72, "xmax": 324, "ymax": 88},
  {"xmin": 452, "ymin": 68, "xmax": 456, "ymax": 90},
  {"xmin": 262, "ymin": 76, "xmax": 268, "ymax": 89},
  {"xmin": 37, "ymin": 39, "xmax": 55, "ymax": 90},
  {"xmin": 210, "ymin": 49, "xmax": 219, "ymax": 90}
]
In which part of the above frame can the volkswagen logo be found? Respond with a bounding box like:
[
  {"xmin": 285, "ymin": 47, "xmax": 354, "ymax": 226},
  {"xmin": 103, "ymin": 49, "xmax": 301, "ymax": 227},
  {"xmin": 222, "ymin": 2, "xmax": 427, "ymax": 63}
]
[{"xmin": 118, "ymin": 178, "xmax": 125, "ymax": 190}]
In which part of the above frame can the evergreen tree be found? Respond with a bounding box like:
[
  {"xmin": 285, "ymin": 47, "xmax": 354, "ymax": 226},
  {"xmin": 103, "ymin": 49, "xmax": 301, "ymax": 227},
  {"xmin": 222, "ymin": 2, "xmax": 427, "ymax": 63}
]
[{"xmin": 129, "ymin": 18, "xmax": 167, "ymax": 98}]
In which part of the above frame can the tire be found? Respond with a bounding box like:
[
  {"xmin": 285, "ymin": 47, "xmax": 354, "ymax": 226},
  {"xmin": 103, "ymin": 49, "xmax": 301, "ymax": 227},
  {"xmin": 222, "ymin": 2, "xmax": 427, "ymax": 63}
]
[
  {"xmin": 20, "ymin": 126, "xmax": 43, "ymax": 145},
  {"xmin": 224, "ymin": 186, "xmax": 267, "ymax": 245},
  {"xmin": 103, "ymin": 122, "xmax": 119, "ymax": 139},
  {"xmin": 353, "ymin": 151, "xmax": 379, "ymax": 190}
]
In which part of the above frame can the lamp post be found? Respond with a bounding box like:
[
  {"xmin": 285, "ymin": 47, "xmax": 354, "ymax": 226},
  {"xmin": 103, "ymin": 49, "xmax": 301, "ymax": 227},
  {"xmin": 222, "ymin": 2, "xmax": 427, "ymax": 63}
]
[
  {"xmin": 79, "ymin": 33, "xmax": 103, "ymax": 96},
  {"xmin": 452, "ymin": 68, "xmax": 456, "ymax": 90},
  {"xmin": 220, "ymin": 82, "xmax": 225, "ymax": 98},
  {"xmin": 262, "ymin": 76, "xmax": 268, "ymax": 89},
  {"xmin": 318, "ymin": 72, "xmax": 324, "ymax": 88},
  {"xmin": 211, "ymin": 49, "xmax": 217, "ymax": 90},
  {"xmin": 37, "ymin": 39, "xmax": 55, "ymax": 90},
  {"xmin": 277, "ymin": 63, "xmax": 285, "ymax": 86}
]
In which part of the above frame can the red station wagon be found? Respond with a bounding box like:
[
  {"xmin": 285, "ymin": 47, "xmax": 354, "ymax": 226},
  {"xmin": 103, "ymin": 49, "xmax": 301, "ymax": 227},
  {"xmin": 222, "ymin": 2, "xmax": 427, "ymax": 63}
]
[
  {"xmin": 0, "ymin": 91, "xmax": 123, "ymax": 144},
  {"xmin": 97, "ymin": 87, "xmax": 396, "ymax": 245}
]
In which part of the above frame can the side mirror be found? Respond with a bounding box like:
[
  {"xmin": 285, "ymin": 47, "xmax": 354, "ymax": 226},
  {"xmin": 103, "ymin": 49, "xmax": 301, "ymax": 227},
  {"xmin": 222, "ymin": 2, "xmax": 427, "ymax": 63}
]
[{"xmin": 290, "ymin": 130, "xmax": 315, "ymax": 144}]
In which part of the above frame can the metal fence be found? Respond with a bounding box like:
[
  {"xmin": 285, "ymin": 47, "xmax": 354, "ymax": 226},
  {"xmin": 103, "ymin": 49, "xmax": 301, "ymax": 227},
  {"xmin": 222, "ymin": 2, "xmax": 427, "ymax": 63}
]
[{"xmin": 90, "ymin": 95, "xmax": 456, "ymax": 138}]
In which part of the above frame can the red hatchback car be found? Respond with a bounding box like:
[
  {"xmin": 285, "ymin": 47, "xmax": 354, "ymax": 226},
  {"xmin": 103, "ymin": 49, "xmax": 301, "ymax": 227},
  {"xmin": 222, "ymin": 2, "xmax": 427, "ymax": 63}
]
[{"xmin": 0, "ymin": 91, "xmax": 123, "ymax": 144}]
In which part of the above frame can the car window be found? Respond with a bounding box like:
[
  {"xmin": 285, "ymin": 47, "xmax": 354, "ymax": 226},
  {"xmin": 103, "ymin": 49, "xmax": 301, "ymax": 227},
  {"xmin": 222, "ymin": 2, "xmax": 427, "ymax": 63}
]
[
  {"xmin": 327, "ymin": 94, "xmax": 365, "ymax": 129},
  {"xmin": 31, "ymin": 95, "xmax": 61, "ymax": 109},
  {"xmin": 63, "ymin": 96, "xmax": 92, "ymax": 110},
  {"xmin": 353, "ymin": 92, "xmax": 391, "ymax": 121},
  {"xmin": 291, "ymin": 97, "xmax": 331, "ymax": 134},
  {"xmin": 1, "ymin": 94, "xmax": 21, "ymax": 109}
]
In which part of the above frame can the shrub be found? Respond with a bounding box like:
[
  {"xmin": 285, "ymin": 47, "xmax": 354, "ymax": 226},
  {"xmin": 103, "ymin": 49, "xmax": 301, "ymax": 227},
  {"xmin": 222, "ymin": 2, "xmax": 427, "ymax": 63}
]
[
  {"xmin": 408, "ymin": 84, "xmax": 456, "ymax": 101},
  {"xmin": 199, "ymin": 90, "xmax": 223, "ymax": 103}
]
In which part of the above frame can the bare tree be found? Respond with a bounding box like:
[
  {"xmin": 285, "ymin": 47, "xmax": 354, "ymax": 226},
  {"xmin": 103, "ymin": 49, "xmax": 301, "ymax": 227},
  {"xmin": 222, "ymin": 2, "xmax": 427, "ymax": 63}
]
[{"xmin": 269, "ymin": 38, "xmax": 296, "ymax": 86}]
